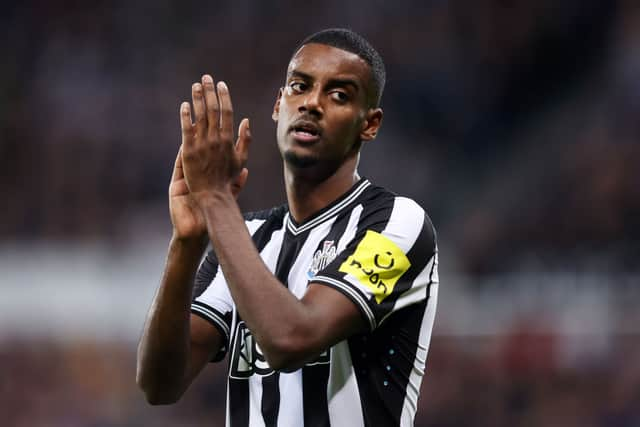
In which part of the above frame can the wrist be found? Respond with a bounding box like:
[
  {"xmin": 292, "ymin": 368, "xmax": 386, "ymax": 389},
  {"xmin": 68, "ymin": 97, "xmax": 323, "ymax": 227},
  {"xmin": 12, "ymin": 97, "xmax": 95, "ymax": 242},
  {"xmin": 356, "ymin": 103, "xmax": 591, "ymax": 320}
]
[
  {"xmin": 193, "ymin": 186, "xmax": 236, "ymax": 211},
  {"xmin": 170, "ymin": 232, "xmax": 208, "ymax": 252}
]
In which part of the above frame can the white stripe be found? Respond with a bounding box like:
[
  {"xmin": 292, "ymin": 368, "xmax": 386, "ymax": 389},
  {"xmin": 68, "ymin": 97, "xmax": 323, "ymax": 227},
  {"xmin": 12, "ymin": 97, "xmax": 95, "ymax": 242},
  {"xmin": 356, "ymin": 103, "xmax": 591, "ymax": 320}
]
[
  {"xmin": 225, "ymin": 378, "xmax": 231, "ymax": 427},
  {"xmin": 336, "ymin": 204, "xmax": 363, "ymax": 252},
  {"xmin": 246, "ymin": 217, "xmax": 267, "ymax": 235},
  {"xmin": 312, "ymin": 275, "xmax": 376, "ymax": 330},
  {"xmin": 248, "ymin": 374, "xmax": 266, "ymax": 427},
  {"xmin": 327, "ymin": 341, "xmax": 365, "ymax": 427},
  {"xmin": 381, "ymin": 196, "xmax": 425, "ymax": 253},
  {"xmin": 378, "ymin": 255, "xmax": 435, "ymax": 326},
  {"xmin": 287, "ymin": 180, "xmax": 371, "ymax": 235},
  {"xmin": 260, "ymin": 218, "xmax": 287, "ymax": 272},
  {"xmin": 399, "ymin": 256, "xmax": 438, "ymax": 427},
  {"xmin": 277, "ymin": 371, "xmax": 303, "ymax": 426},
  {"xmin": 191, "ymin": 304, "xmax": 230, "ymax": 338}
]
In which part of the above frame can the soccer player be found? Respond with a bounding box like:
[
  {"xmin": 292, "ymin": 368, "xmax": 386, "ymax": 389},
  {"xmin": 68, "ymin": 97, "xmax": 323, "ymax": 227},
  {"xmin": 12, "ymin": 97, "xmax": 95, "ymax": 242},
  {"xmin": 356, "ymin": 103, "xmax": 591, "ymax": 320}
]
[{"xmin": 137, "ymin": 28, "xmax": 439, "ymax": 426}]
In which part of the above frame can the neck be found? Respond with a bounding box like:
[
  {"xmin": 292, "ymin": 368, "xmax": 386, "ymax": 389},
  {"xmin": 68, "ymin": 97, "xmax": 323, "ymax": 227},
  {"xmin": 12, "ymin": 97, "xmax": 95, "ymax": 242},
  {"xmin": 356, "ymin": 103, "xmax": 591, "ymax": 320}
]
[{"xmin": 284, "ymin": 155, "xmax": 360, "ymax": 223}]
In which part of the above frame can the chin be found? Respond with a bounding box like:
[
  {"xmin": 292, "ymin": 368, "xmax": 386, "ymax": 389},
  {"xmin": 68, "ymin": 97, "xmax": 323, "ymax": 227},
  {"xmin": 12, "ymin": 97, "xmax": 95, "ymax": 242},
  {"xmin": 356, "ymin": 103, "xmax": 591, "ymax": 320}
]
[{"xmin": 283, "ymin": 150, "xmax": 319, "ymax": 169}]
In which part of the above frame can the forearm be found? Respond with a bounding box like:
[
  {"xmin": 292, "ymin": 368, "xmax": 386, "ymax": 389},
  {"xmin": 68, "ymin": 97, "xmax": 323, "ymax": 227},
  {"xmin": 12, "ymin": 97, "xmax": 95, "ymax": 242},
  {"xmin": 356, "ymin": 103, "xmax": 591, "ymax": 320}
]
[
  {"xmin": 136, "ymin": 235, "xmax": 207, "ymax": 403},
  {"xmin": 200, "ymin": 191, "xmax": 318, "ymax": 368}
]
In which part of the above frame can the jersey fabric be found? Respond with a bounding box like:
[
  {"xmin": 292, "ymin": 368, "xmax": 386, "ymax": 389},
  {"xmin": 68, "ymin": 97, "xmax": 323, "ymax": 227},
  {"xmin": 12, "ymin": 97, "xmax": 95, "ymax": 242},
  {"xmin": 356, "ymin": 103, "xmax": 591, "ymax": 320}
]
[{"xmin": 191, "ymin": 178, "xmax": 439, "ymax": 427}]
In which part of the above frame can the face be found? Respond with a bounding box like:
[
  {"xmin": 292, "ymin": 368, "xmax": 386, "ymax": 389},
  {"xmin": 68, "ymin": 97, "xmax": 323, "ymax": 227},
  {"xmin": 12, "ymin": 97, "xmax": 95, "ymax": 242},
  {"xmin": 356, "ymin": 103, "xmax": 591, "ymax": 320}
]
[{"xmin": 272, "ymin": 43, "xmax": 382, "ymax": 178}]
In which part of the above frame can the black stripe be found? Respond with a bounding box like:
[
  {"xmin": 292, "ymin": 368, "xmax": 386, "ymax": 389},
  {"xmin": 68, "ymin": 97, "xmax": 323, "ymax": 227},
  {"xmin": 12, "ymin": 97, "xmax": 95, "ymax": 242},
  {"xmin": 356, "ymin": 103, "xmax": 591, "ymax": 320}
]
[
  {"xmin": 261, "ymin": 226, "xmax": 311, "ymax": 426},
  {"xmin": 229, "ymin": 377, "xmax": 250, "ymax": 427},
  {"xmin": 352, "ymin": 185, "xmax": 395, "ymax": 236},
  {"xmin": 261, "ymin": 373, "xmax": 280, "ymax": 427},
  {"xmin": 228, "ymin": 209, "xmax": 287, "ymax": 427},
  {"xmin": 349, "ymin": 298, "xmax": 430, "ymax": 426},
  {"xmin": 193, "ymin": 250, "xmax": 219, "ymax": 299},
  {"xmin": 299, "ymin": 211, "xmax": 354, "ymax": 426},
  {"xmin": 384, "ymin": 262, "xmax": 437, "ymax": 426},
  {"xmin": 302, "ymin": 363, "xmax": 331, "ymax": 426},
  {"xmin": 252, "ymin": 207, "xmax": 288, "ymax": 254},
  {"xmin": 318, "ymin": 208, "xmax": 353, "ymax": 249},
  {"xmin": 253, "ymin": 212, "xmax": 288, "ymax": 427},
  {"xmin": 358, "ymin": 207, "xmax": 435, "ymax": 425}
]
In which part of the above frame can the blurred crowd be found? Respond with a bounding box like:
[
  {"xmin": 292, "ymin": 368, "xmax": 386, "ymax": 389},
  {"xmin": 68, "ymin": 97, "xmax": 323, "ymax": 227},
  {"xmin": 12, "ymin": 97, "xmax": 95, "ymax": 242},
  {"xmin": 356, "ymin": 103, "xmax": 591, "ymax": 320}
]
[
  {"xmin": 2, "ymin": 0, "xmax": 639, "ymax": 426},
  {"xmin": 1, "ymin": 333, "xmax": 638, "ymax": 427},
  {"xmin": 2, "ymin": 0, "xmax": 637, "ymax": 274}
]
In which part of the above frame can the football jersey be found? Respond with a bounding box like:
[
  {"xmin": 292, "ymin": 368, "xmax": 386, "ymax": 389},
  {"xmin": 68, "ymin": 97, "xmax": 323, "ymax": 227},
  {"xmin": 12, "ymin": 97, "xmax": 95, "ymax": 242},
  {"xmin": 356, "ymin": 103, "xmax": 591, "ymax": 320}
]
[{"xmin": 191, "ymin": 178, "xmax": 439, "ymax": 427}]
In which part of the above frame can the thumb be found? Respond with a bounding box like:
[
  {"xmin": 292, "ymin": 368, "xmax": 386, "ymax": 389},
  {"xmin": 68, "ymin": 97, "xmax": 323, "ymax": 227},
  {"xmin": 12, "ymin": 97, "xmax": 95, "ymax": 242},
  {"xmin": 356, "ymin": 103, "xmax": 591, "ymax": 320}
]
[
  {"xmin": 236, "ymin": 118, "xmax": 252, "ymax": 167},
  {"xmin": 231, "ymin": 167, "xmax": 249, "ymax": 198},
  {"xmin": 171, "ymin": 146, "xmax": 184, "ymax": 182}
]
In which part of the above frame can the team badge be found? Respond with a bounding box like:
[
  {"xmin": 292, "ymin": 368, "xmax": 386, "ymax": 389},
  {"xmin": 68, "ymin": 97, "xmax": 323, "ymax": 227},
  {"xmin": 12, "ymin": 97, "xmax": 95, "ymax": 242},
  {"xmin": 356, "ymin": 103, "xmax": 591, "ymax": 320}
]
[
  {"xmin": 307, "ymin": 240, "xmax": 337, "ymax": 279},
  {"xmin": 339, "ymin": 230, "xmax": 411, "ymax": 303}
]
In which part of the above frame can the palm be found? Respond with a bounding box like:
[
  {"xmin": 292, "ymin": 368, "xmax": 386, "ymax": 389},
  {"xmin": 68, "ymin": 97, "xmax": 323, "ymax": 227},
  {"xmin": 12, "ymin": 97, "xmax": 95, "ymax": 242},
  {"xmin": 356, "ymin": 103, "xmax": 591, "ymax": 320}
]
[{"xmin": 168, "ymin": 147, "xmax": 248, "ymax": 239}]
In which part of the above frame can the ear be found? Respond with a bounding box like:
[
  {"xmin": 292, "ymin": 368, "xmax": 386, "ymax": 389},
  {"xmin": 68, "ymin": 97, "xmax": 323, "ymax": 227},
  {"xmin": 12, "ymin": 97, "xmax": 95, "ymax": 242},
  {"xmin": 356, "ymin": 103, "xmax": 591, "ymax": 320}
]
[
  {"xmin": 272, "ymin": 88, "xmax": 283, "ymax": 122},
  {"xmin": 360, "ymin": 108, "xmax": 383, "ymax": 142}
]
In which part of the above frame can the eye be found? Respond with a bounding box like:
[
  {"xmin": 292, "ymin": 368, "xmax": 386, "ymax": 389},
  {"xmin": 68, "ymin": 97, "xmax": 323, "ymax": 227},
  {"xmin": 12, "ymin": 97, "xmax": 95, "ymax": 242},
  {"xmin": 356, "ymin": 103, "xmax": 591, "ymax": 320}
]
[
  {"xmin": 289, "ymin": 81, "xmax": 307, "ymax": 93},
  {"xmin": 330, "ymin": 91, "xmax": 349, "ymax": 103}
]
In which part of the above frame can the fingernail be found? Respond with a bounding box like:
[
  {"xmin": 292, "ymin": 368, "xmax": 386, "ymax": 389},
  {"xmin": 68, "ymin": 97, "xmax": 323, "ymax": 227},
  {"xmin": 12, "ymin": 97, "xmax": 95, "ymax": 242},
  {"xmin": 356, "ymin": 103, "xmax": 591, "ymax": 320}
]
[
  {"xmin": 202, "ymin": 74, "xmax": 213, "ymax": 84},
  {"xmin": 246, "ymin": 119, "xmax": 251, "ymax": 137},
  {"xmin": 218, "ymin": 81, "xmax": 227, "ymax": 91}
]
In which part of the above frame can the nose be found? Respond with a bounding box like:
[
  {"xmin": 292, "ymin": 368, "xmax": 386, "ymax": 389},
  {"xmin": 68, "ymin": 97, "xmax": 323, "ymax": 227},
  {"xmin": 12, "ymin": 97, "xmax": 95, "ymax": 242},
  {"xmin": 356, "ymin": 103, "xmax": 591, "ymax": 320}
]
[{"xmin": 299, "ymin": 87, "xmax": 322, "ymax": 117}]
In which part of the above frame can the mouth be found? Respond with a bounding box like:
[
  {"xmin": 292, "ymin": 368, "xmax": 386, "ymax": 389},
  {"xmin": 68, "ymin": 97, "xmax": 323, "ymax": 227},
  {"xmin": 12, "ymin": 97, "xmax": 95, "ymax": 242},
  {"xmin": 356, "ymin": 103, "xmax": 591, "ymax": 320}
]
[{"xmin": 289, "ymin": 120, "xmax": 322, "ymax": 143}]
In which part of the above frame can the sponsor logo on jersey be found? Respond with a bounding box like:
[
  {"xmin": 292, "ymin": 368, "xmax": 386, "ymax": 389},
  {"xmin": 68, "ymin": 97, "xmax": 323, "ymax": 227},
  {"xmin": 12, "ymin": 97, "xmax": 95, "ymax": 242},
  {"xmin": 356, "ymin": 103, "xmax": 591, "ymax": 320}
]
[
  {"xmin": 307, "ymin": 240, "xmax": 337, "ymax": 279},
  {"xmin": 229, "ymin": 321, "xmax": 330, "ymax": 379},
  {"xmin": 339, "ymin": 230, "xmax": 411, "ymax": 303}
]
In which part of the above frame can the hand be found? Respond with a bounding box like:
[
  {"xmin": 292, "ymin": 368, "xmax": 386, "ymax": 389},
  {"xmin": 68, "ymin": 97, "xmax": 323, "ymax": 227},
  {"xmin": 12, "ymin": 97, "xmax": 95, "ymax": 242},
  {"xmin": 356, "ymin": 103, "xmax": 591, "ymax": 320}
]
[
  {"xmin": 168, "ymin": 147, "xmax": 207, "ymax": 240},
  {"xmin": 179, "ymin": 74, "xmax": 251, "ymax": 203}
]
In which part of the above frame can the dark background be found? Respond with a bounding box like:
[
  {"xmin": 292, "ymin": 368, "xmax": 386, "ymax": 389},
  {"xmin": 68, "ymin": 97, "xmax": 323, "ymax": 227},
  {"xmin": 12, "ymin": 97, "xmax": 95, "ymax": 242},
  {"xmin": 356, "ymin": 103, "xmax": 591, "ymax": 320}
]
[{"xmin": 1, "ymin": 1, "xmax": 638, "ymax": 425}]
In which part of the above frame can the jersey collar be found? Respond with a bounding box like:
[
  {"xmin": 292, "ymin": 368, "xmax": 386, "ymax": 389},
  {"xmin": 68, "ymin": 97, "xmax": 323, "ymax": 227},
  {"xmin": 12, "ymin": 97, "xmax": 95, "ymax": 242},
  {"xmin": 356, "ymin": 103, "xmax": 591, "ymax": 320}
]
[{"xmin": 285, "ymin": 178, "xmax": 371, "ymax": 236}]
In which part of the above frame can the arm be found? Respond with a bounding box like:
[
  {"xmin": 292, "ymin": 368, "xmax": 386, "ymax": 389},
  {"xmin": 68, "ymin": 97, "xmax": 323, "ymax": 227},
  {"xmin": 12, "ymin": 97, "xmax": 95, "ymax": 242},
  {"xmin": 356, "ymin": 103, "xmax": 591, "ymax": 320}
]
[
  {"xmin": 200, "ymin": 192, "xmax": 366, "ymax": 371},
  {"xmin": 180, "ymin": 76, "xmax": 366, "ymax": 371},
  {"xmin": 136, "ymin": 87, "xmax": 249, "ymax": 403},
  {"xmin": 136, "ymin": 235, "xmax": 221, "ymax": 405}
]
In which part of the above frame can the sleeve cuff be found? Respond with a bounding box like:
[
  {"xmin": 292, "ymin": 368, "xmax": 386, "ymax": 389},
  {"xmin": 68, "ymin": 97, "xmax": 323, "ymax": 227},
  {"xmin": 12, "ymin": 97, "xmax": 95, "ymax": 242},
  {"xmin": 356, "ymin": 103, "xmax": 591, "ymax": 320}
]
[
  {"xmin": 191, "ymin": 301, "xmax": 231, "ymax": 362},
  {"xmin": 311, "ymin": 275, "xmax": 376, "ymax": 331}
]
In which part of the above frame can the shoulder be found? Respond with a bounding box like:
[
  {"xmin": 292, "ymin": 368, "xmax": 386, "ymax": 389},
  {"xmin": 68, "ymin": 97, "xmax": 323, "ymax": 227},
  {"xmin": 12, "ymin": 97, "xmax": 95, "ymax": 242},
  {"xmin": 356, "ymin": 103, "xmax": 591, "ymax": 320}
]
[
  {"xmin": 242, "ymin": 204, "xmax": 288, "ymax": 233},
  {"xmin": 358, "ymin": 181, "xmax": 436, "ymax": 249},
  {"xmin": 243, "ymin": 204, "xmax": 288, "ymax": 222}
]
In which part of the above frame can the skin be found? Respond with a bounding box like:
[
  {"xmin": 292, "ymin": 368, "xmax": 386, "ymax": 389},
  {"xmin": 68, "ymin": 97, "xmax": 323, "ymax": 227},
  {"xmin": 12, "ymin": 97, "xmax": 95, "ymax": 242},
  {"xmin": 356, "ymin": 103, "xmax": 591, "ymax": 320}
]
[{"xmin": 136, "ymin": 43, "xmax": 383, "ymax": 404}]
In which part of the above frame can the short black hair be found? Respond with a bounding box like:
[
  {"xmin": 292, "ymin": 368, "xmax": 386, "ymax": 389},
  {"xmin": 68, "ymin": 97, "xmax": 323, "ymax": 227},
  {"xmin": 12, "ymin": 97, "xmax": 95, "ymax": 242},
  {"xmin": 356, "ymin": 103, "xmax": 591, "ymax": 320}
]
[{"xmin": 294, "ymin": 28, "xmax": 386, "ymax": 108}]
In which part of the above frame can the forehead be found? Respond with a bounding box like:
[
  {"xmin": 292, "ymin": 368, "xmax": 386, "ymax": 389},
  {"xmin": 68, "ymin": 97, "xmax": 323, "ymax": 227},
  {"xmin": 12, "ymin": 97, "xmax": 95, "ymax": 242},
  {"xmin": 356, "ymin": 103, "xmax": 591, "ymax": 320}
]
[{"xmin": 287, "ymin": 43, "xmax": 371, "ymax": 85}]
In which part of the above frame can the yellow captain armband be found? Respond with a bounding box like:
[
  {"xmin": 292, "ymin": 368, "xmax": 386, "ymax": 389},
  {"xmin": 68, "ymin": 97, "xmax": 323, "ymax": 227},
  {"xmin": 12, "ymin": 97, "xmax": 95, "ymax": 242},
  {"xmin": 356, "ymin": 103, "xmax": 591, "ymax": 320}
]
[{"xmin": 339, "ymin": 230, "xmax": 411, "ymax": 304}]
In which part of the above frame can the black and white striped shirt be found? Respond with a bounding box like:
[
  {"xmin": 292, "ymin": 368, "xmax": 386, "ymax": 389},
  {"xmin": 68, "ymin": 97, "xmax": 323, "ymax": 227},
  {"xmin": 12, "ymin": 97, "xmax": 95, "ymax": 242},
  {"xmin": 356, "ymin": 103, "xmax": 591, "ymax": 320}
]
[{"xmin": 191, "ymin": 178, "xmax": 439, "ymax": 427}]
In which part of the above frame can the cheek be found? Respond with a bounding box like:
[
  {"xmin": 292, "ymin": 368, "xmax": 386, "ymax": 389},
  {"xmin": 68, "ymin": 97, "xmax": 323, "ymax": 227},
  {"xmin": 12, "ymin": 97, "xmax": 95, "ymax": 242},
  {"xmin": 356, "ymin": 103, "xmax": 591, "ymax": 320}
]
[{"xmin": 333, "ymin": 115, "xmax": 363, "ymax": 140}]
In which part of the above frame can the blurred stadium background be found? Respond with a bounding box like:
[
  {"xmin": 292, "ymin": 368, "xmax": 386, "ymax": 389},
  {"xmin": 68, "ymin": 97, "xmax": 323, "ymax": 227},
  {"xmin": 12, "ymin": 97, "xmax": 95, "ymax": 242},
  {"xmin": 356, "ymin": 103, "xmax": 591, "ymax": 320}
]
[{"xmin": 1, "ymin": 0, "xmax": 639, "ymax": 425}]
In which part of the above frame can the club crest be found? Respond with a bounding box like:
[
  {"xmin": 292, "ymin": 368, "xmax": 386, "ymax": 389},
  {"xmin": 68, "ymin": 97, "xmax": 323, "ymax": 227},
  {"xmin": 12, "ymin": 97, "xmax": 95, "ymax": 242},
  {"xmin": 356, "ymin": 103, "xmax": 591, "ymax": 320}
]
[{"xmin": 307, "ymin": 240, "xmax": 337, "ymax": 279}]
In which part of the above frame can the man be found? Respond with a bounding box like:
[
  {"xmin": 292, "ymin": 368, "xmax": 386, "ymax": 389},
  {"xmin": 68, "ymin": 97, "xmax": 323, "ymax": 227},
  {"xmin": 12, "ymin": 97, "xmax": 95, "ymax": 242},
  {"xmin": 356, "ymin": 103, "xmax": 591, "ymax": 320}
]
[{"xmin": 137, "ymin": 28, "xmax": 439, "ymax": 427}]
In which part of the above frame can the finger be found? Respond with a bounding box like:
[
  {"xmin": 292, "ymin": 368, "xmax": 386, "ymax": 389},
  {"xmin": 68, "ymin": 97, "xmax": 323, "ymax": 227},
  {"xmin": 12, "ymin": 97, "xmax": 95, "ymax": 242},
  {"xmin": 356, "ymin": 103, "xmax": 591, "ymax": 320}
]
[
  {"xmin": 202, "ymin": 74, "xmax": 220, "ymax": 140},
  {"xmin": 236, "ymin": 118, "xmax": 252, "ymax": 167},
  {"xmin": 191, "ymin": 82, "xmax": 207, "ymax": 139},
  {"xmin": 180, "ymin": 102, "xmax": 194, "ymax": 146},
  {"xmin": 217, "ymin": 81, "xmax": 235, "ymax": 142}
]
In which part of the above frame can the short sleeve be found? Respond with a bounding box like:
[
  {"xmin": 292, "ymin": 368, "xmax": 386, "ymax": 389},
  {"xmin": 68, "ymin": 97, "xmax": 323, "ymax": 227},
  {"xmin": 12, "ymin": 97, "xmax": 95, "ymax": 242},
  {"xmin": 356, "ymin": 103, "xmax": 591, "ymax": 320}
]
[
  {"xmin": 189, "ymin": 211, "xmax": 273, "ymax": 362},
  {"xmin": 191, "ymin": 250, "xmax": 234, "ymax": 362},
  {"xmin": 312, "ymin": 197, "xmax": 437, "ymax": 330}
]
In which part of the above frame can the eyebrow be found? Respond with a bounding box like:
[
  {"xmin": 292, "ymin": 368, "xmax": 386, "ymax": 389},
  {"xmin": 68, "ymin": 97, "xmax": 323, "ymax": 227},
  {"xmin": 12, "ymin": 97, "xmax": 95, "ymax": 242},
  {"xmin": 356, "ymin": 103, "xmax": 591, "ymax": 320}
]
[{"xmin": 288, "ymin": 70, "xmax": 361, "ymax": 93}]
